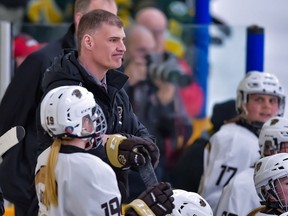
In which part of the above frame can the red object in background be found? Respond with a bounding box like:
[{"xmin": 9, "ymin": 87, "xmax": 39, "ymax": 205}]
[
  {"xmin": 178, "ymin": 58, "xmax": 204, "ymax": 118},
  {"xmin": 13, "ymin": 34, "xmax": 44, "ymax": 58}
]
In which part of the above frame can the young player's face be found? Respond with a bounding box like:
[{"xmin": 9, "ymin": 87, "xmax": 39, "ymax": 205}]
[
  {"xmin": 245, "ymin": 94, "xmax": 279, "ymax": 123},
  {"xmin": 263, "ymin": 142, "xmax": 288, "ymax": 156},
  {"xmin": 91, "ymin": 23, "xmax": 126, "ymax": 71},
  {"xmin": 82, "ymin": 115, "xmax": 95, "ymax": 134},
  {"xmin": 275, "ymin": 176, "xmax": 288, "ymax": 211},
  {"xmin": 280, "ymin": 142, "xmax": 288, "ymax": 153}
]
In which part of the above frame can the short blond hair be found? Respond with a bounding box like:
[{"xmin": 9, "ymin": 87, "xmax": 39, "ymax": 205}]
[{"xmin": 77, "ymin": 9, "xmax": 123, "ymax": 55}]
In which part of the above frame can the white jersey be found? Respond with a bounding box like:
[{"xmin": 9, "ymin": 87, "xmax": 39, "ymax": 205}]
[
  {"xmin": 35, "ymin": 145, "xmax": 121, "ymax": 216},
  {"xmin": 214, "ymin": 168, "xmax": 261, "ymax": 216},
  {"xmin": 198, "ymin": 123, "xmax": 261, "ymax": 210}
]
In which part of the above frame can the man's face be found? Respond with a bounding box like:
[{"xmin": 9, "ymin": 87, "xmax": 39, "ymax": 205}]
[
  {"xmin": 90, "ymin": 23, "xmax": 126, "ymax": 71},
  {"xmin": 245, "ymin": 94, "xmax": 279, "ymax": 123},
  {"xmin": 126, "ymin": 31, "xmax": 156, "ymax": 59}
]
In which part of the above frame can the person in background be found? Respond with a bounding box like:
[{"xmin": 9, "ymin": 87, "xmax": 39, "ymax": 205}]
[
  {"xmin": 123, "ymin": 24, "xmax": 172, "ymax": 200},
  {"xmin": 135, "ymin": 7, "xmax": 166, "ymax": 53},
  {"xmin": 198, "ymin": 71, "xmax": 285, "ymax": 210},
  {"xmin": 249, "ymin": 153, "xmax": 288, "ymax": 216},
  {"xmin": 36, "ymin": 85, "xmax": 174, "ymax": 216},
  {"xmin": 123, "ymin": 22, "xmax": 192, "ymax": 196},
  {"xmin": 13, "ymin": 33, "xmax": 44, "ymax": 67},
  {"xmin": 135, "ymin": 6, "xmax": 204, "ymax": 119},
  {"xmin": 134, "ymin": 6, "xmax": 193, "ymax": 175},
  {"xmin": 0, "ymin": 1, "xmax": 122, "ymax": 216},
  {"xmin": 171, "ymin": 99, "xmax": 237, "ymax": 193}
]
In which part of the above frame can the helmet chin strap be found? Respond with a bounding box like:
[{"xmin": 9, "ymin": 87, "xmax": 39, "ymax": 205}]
[{"xmin": 236, "ymin": 117, "xmax": 264, "ymax": 137}]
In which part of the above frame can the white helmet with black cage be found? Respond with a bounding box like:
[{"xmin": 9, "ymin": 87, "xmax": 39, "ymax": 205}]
[
  {"xmin": 236, "ymin": 71, "xmax": 285, "ymax": 117},
  {"xmin": 259, "ymin": 117, "xmax": 288, "ymax": 157},
  {"xmin": 254, "ymin": 153, "xmax": 288, "ymax": 212},
  {"xmin": 40, "ymin": 85, "xmax": 107, "ymax": 148},
  {"xmin": 167, "ymin": 189, "xmax": 213, "ymax": 216}
]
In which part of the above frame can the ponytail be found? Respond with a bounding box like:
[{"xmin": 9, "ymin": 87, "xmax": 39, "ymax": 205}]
[{"xmin": 44, "ymin": 138, "xmax": 61, "ymax": 208}]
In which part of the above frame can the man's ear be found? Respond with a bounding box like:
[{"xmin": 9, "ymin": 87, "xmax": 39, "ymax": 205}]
[{"xmin": 83, "ymin": 34, "xmax": 93, "ymax": 50}]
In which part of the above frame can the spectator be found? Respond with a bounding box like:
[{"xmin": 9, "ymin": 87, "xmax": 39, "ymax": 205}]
[
  {"xmin": 198, "ymin": 71, "xmax": 285, "ymax": 210},
  {"xmin": 36, "ymin": 85, "xmax": 173, "ymax": 216},
  {"xmin": 13, "ymin": 33, "xmax": 44, "ymax": 67},
  {"xmin": 135, "ymin": 6, "xmax": 204, "ymax": 118},
  {"xmin": 0, "ymin": 1, "xmax": 128, "ymax": 216},
  {"xmin": 123, "ymin": 22, "xmax": 192, "ymax": 187}
]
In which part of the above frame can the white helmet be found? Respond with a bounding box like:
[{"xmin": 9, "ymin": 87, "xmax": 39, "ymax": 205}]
[
  {"xmin": 259, "ymin": 117, "xmax": 288, "ymax": 157},
  {"xmin": 236, "ymin": 71, "xmax": 285, "ymax": 117},
  {"xmin": 40, "ymin": 86, "xmax": 107, "ymax": 146},
  {"xmin": 168, "ymin": 189, "xmax": 213, "ymax": 216},
  {"xmin": 254, "ymin": 153, "xmax": 288, "ymax": 211}
]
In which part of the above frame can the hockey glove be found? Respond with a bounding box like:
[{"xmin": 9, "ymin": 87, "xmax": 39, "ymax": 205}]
[
  {"xmin": 125, "ymin": 182, "xmax": 174, "ymax": 216},
  {"xmin": 105, "ymin": 134, "xmax": 159, "ymax": 169}
]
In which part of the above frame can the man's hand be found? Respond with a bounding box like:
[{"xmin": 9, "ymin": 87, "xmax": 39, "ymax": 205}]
[
  {"xmin": 125, "ymin": 182, "xmax": 175, "ymax": 216},
  {"xmin": 105, "ymin": 134, "xmax": 159, "ymax": 169}
]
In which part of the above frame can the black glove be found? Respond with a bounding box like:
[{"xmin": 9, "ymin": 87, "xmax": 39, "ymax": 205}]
[
  {"xmin": 125, "ymin": 182, "xmax": 174, "ymax": 216},
  {"xmin": 106, "ymin": 134, "xmax": 159, "ymax": 169}
]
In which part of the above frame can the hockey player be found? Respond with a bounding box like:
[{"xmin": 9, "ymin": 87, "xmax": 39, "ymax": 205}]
[
  {"xmin": 198, "ymin": 71, "xmax": 285, "ymax": 210},
  {"xmin": 215, "ymin": 116, "xmax": 288, "ymax": 216},
  {"xmin": 36, "ymin": 85, "xmax": 174, "ymax": 216},
  {"xmin": 249, "ymin": 153, "xmax": 288, "ymax": 215},
  {"xmin": 169, "ymin": 189, "xmax": 213, "ymax": 216}
]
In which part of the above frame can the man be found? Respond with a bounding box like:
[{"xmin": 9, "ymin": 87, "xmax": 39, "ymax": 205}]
[
  {"xmin": 135, "ymin": 7, "xmax": 167, "ymax": 53},
  {"xmin": 135, "ymin": 7, "xmax": 204, "ymax": 119},
  {"xmin": 40, "ymin": 6, "xmax": 159, "ymax": 204},
  {"xmin": 0, "ymin": 1, "xmax": 155, "ymax": 215}
]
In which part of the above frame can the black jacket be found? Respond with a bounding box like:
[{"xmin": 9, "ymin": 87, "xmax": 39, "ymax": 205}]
[
  {"xmin": 0, "ymin": 187, "xmax": 4, "ymax": 216},
  {"xmin": 41, "ymin": 50, "xmax": 153, "ymax": 147},
  {"xmin": 0, "ymin": 24, "xmax": 75, "ymax": 211},
  {"xmin": 39, "ymin": 50, "xmax": 154, "ymax": 201}
]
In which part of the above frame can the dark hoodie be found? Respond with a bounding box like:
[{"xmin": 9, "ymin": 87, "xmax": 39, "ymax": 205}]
[
  {"xmin": 0, "ymin": 24, "xmax": 76, "ymax": 215},
  {"xmin": 38, "ymin": 50, "xmax": 155, "ymax": 200}
]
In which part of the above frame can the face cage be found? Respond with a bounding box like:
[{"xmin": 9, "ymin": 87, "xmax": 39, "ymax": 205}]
[
  {"xmin": 262, "ymin": 140, "xmax": 281, "ymax": 157},
  {"xmin": 70, "ymin": 105, "xmax": 107, "ymax": 150},
  {"xmin": 90, "ymin": 105, "xmax": 107, "ymax": 148},
  {"xmin": 267, "ymin": 178, "xmax": 288, "ymax": 212}
]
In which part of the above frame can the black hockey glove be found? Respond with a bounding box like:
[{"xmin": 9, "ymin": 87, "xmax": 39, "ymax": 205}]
[
  {"xmin": 125, "ymin": 182, "xmax": 174, "ymax": 216},
  {"xmin": 105, "ymin": 134, "xmax": 159, "ymax": 169}
]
